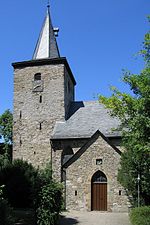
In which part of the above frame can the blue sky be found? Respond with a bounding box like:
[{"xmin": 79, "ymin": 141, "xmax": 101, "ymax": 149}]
[{"xmin": 0, "ymin": 0, "xmax": 149, "ymax": 115}]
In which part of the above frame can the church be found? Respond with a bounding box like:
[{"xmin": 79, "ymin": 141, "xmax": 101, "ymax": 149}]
[{"xmin": 12, "ymin": 5, "xmax": 129, "ymax": 212}]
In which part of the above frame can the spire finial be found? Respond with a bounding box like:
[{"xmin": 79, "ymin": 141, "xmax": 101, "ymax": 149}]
[{"xmin": 47, "ymin": 0, "xmax": 50, "ymax": 8}]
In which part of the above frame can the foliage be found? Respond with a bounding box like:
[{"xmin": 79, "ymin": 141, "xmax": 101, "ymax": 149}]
[
  {"xmin": 117, "ymin": 147, "xmax": 150, "ymax": 206},
  {"xmin": 36, "ymin": 182, "xmax": 63, "ymax": 225},
  {"xmin": 130, "ymin": 206, "xmax": 150, "ymax": 225},
  {"xmin": 99, "ymin": 25, "xmax": 150, "ymax": 206},
  {"xmin": 0, "ymin": 185, "xmax": 14, "ymax": 225},
  {"xmin": 38, "ymin": 162, "xmax": 52, "ymax": 186},
  {"xmin": 0, "ymin": 158, "xmax": 64, "ymax": 225},
  {"xmin": 35, "ymin": 162, "xmax": 63, "ymax": 225},
  {"xmin": 0, "ymin": 159, "xmax": 39, "ymax": 208},
  {"xmin": 0, "ymin": 110, "xmax": 13, "ymax": 146},
  {"xmin": 0, "ymin": 154, "xmax": 10, "ymax": 169},
  {"xmin": 0, "ymin": 110, "xmax": 13, "ymax": 161}
]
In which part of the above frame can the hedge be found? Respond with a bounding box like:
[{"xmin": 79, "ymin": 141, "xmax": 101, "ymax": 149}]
[{"xmin": 130, "ymin": 206, "xmax": 150, "ymax": 225}]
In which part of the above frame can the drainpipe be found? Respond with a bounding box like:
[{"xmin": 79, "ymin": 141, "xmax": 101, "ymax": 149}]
[{"xmin": 50, "ymin": 139, "xmax": 53, "ymax": 179}]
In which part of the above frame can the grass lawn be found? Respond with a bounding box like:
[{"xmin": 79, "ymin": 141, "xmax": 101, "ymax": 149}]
[{"xmin": 13, "ymin": 209, "xmax": 36, "ymax": 225}]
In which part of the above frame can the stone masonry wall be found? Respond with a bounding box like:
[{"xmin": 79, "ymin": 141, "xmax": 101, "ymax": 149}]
[
  {"xmin": 13, "ymin": 63, "xmax": 73, "ymax": 168},
  {"xmin": 65, "ymin": 133, "xmax": 130, "ymax": 212},
  {"xmin": 51, "ymin": 138, "xmax": 88, "ymax": 181}
]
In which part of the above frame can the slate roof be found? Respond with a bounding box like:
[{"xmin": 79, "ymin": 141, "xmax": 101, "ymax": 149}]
[{"xmin": 51, "ymin": 101, "xmax": 121, "ymax": 139}]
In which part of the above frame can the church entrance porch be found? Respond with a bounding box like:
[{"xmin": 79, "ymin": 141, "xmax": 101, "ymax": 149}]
[
  {"xmin": 63, "ymin": 133, "xmax": 130, "ymax": 212},
  {"xmin": 91, "ymin": 171, "xmax": 107, "ymax": 211}
]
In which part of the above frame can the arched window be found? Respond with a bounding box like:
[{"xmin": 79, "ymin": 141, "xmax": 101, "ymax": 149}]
[
  {"xmin": 92, "ymin": 170, "xmax": 107, "ymax": 183},
  {"xmin": 34, "ymin": 73, "xmax": 41, "ymax": 81}
]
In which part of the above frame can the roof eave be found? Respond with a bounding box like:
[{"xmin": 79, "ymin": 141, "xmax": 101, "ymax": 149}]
[
  {"xmin": 12, "ymin": 57, "xmax": 76, "ymax": 85},
  {"xmin": 51, "ymin": 133, "xmax": 121, "ymax": 140}
]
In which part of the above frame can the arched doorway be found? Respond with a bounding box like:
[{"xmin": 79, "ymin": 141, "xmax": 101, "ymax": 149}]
[{"xmin": 91, "ymin": 170, "xmax": 107, "ymax": 211}]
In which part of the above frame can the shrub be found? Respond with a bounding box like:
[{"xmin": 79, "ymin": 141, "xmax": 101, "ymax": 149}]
[
  {"xmin": 130, "ymin": 206, "xmax": 150, "ymax": 225},
  {"xmin": 36, "ymin": 182, "xmax": 63, "ymax": 225},
  {"xmin": 0, "ymin": 185, "xmax": 14, "ymax": 225},
  {"xmin": 0, "ymin": 159, "xmax": 63, "ymax": 225},
  {"xmin": 0, "ymin": 154, "xmax": 10, "ymax": 169},
  {"xmin": 35, "ymin": 163, "xmax": 63, "ymax": 225},
  {"xmin": 38, "ymin": 162, "xmax": 52, "ymax": 186},
  {"xmin": 0, "ymin": 159, "xmax": 39, "ymax": 208}
]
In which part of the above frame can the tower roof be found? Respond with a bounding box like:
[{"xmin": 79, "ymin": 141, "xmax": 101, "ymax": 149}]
[{"xmin": 33, "ymin": 6, "xmax": 60, "ymax": 59}]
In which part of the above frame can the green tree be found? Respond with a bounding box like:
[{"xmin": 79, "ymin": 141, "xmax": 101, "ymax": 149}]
[
  {"xmin": 0, "ymin": 110, "xmax": 13, "ymax": 144},
  {"xmin": 0, "ymin": 110, "xmax": 13, "ymax": 161},
  {"xmin": 99, "ymin": 28, "xmax": 150, "ymax": 206}
]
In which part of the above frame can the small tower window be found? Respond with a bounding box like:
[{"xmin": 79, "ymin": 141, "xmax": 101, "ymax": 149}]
[
  {"xmin": 39, "ymin": 122, "xmax": 42, "ymax": 130},
  {"xmin": 20, "ymin": 137, "xmax": 22, "ymax": 146},
  {"xmin": 34, "ymin": 73, "xmax": 41, "ymax": 81},
  {"xmin": 20, "ymin": 111, "xmax": 22, "ymax": 119},
  {"xmin": 40, "ymin": 96, "xmax": 42, "ymax": 103}
]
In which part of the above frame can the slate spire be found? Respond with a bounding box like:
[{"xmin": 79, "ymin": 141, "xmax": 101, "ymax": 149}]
[{"xmin": 33, "ymin": 5, "xmax": 60, "ymax": 59}]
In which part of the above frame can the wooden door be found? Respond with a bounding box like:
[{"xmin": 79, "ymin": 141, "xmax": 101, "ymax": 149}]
[{"xmin": 91, "ymin": 182, "xmax": 107, "ymax": 211}]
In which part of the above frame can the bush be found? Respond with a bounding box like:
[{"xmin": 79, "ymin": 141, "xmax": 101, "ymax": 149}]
[
  {"xmin": 0, "ymin": 159, "xmax": 39, "ymax": 208},
  {"xmin": 0, "ymin": 159, "xmax": 63, "ymax": 225},
  {"xmin": 130, "ymin": 206, "xmax": 150, "ymax": 225},
  {"xmin": 35, "ymin": 163, "xmax": 63, "ymax": 225},
  {"xmin": 38, "ymin": 162, "xmax": 52, "ymax": 186},
  {"xmin": 0, "ymin": 154, "xmax": 10, "ymax": 169},
  {"xmin": 0, "ymin": 199, "xmax": 14, "ymax": 225},
  {"xmin": 0, "ymin": 185, "xmax": 14, "ymax": 225},
  {"xmin": 36, "ymin": 182, "xmax": 63, "ymax": 225}
]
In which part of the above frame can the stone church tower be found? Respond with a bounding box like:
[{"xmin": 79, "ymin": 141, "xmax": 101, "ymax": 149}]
[{"xmin": 12, "ymin": 6, "xmax": 76, "ymax": 168}]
